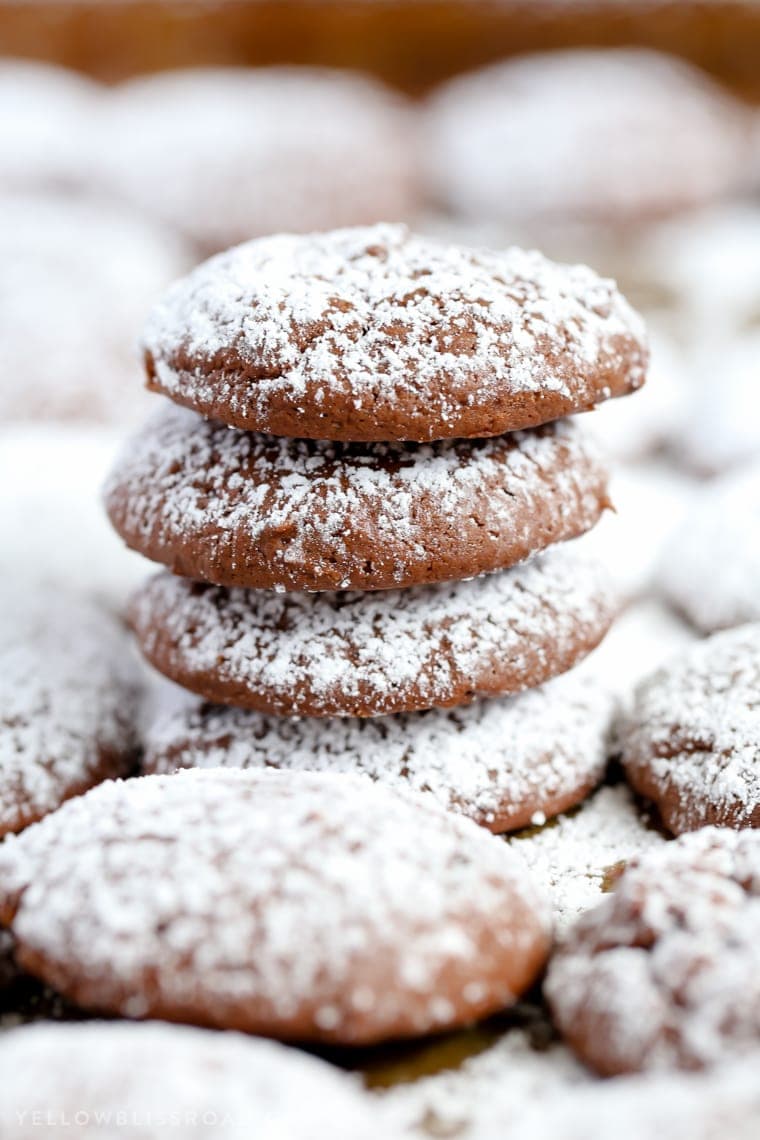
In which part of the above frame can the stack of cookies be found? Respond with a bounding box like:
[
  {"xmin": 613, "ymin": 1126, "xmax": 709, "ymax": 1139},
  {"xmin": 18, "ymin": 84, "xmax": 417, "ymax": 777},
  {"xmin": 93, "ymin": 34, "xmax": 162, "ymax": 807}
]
[{"xmin": 106, "ymin": 222, "xmax": 648, "ymax": 834}]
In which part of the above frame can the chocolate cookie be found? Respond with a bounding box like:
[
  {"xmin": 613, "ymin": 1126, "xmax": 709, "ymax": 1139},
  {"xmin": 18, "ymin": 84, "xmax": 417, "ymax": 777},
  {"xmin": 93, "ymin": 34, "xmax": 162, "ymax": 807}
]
[
  {"xmin": 143, "ymin": 665, "xmax": 616, "ymax": 833},
  {"xmin": 105, "ymin": 69, "xmax": 417, "ymax": 254},
  {"xmin": 0, "ymin": 1022, "xmax": 383, "ymax": 1140},
  {"xmin": 105, "ymin": 407, "xmax": 609, "ymax": 593},
  {"xmin": 130, "ymin": 546, "xmax": 615, "ymax": 717},
  {"xmin": 621, "ymin": 624, "xmax": 760, "ymax": 834},
  {"xmin": 545, "ymin": 827, "xmax": 760, "ymax": 1074},
  {"xmin": 0, "ymin": 593, "xmax": 141, "ymax": 837},
  {"xmin": 142, "ymin": 223, "xmax": 647, "ymax": 441},
  {"xmin": 659, "ymin": 462, "xmax": 760, "ymax": 633},
  {"xmin": 425, "ymin": 50, "xmax": 751, "ymax": 226},
  {"xmin": 0, "ymin": 769, "xmax": 551, "ymax": 1043}
]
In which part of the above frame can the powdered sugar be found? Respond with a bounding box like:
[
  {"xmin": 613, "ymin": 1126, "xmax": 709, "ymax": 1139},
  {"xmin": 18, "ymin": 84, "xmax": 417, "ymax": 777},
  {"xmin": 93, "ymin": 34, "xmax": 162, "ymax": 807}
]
[
  {"xmin": 621, "ymin": 623, "xmax": 760, "ymax": 831},
  {"xmin": 0, "ymin": 591, "xmax": 142, "ymax": 836},
  {"xmin": 105, "ymin": 405, "xmax": 608, "ymax": 590},
  {"xmin": 425, "ymin": 50, "xmax": 750, "ymax": 225},
  {"xmin": 0, "ymin": 1021, "xmax": 386, "ymax": 1140},
  {"xmin": 0, "ymin": 769, "xmax": 551, "ymax": 1042},
  {"xmin": 546, "ymin": 827, "xmax": 760, "ymax": 1072},
  {"xmin": 131, "ymin": 544, "xmax": 615, "ymax": 716},
  {"xmin": 658, "ymin": 461, "xmax": 760, "ymax": 632},
  {"xmin": 143, "ymin": 222, "xmax": 646, "ymax": 435},
  {"xmin": 143, "ymin": 662, "xmax": 616, "ymax": 831}
]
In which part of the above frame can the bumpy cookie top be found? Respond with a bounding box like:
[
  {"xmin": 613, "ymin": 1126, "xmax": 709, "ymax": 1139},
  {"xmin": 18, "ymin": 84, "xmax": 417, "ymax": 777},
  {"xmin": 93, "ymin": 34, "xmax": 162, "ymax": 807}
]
[
  {"xmin": 0, "ymin": 592, "xmax": 141, "ymax": 837},
  {"xmin": 142, "ymin": 223, "xmax": 647, "ymax": 440},
  {"xmin": 130, "ymin": 545, "xmax": 615, "ymax": 717},
  {"xmin": 0, "ymin": 769, "xmax": 551, "ymax": 1044},
  {"xmin": 621, "ymin": 624, "xmax": 760, "ymax": 833},
  {"xmin": 104, "ymin": 407, "xmax": 609, "ymax": 592},
  {"xmin": 425, "ymin": 49, "xmax": 751, "ymax": 225},
  {"xmin": 545, "ymin": 827, "xmax": 760, "ymax": 1074},
  {"xmin": 143, "ymin": 663, "xmax": 616, "ymax": 833},
  {"xmin": 0, "ymin": 1021, "xmax": 385, "ymax": 1140},
  {"xmin": 658, "ymin": 461, "xmax": 760, "ymax": 633}
]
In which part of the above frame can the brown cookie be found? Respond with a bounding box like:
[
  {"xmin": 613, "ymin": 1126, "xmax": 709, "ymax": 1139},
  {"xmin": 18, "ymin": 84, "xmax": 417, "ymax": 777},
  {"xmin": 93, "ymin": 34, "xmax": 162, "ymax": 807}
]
[
  {"xmin": 143, "ymin": 664, "xmax": 616, "ymax": 834},
  {"xmin": 130, "ymin": 545, "xmax": 615, "ymax": 717},
  {"xmin": 0, "ymin": 769, "xmax": 551, "ymax": 1044},
  {"xmin": 105, "ymin": 407, "xmax": 609, "ymax": 593},
  {"xmin": 0, "ymin": 1021, "xmax": 383, "ymax": 1140},
  {"xmin": 0, "ymin": 592, "xmax": 141, "ymax": 837},
  {"xmin": 545, "ymin": 827, "xmax": 760, "ymax": 1074},
  {"xmin": 142, "ymin": 223, "xmax": 647, "ymax": 441},
  {"xmin": 621, "ymin": 624, "xmax": 760, "ymax": 835}
]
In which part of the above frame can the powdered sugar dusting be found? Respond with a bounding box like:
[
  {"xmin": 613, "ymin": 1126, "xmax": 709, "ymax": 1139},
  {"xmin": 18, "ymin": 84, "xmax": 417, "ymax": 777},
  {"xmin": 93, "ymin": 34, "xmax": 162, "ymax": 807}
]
[
  {"xmin": 104, "ymin": 405, "xmax": 608, "ymax": 590},
  {"xmin": 621, "ymin": 623, "xmax": 760, "ymax": 831},
  {"xmin": 131, "ymin": 544, "xmax": 615, "ymax": 716},
  {"xmin": 143, "ymin": 664, "xmax": 616, "ymax": 830},
  {"xmin": 143, "ymin": 223, "xmax": 646, "ymax": 431},
  {"xmin": 0, "ymin": 592, "xmax": 142, "ymax": 836},
  {"xmin": 0, "ymin": 769, "xmax": 551, "ymax": 1041},
  {"xmin": 0, "ymin": 1021, "xmax": 385, "ymax": 1140},
  {"xmin": 546, "ymin": 827, "xmax": 760, "ymax": 1072}
]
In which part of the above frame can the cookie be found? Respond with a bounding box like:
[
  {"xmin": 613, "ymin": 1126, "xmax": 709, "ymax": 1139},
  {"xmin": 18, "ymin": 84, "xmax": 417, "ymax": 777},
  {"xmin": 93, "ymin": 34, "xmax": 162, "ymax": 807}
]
[
  {"xmin": 545, "ymin": 827, "xmax": 760, "ymax": 1074},
  {"xmin": 0, "ymin": 194, "xmax": 189, "ymax": 424},
  {"xmin": 143, "ymin": 664, "xmax": 616, "ymax": 833},
  {"xmin": 425, "ymin": 50, "xmax": 751, "ymax": 226},
  {"xmin": 0, "ymin": 592, "xmax": 142, "ymax": 837},
  {"xmin": 0, "ymin": 60, "xmax": 101, "ymax": 195},
  {"xmin": 104, "ymin": 69, "xmax": 417, "ymax": 254},
  {"xmin": 142, "ymin": 223, "xmax": 647, "ymax": 441},
  {"xmin": 658, "ymin": 462, "xmax": 760, "ymax": 633},
  {"xmin": 130, "ymin": 546, "xmax": 615, "ymax": 717},
  {"xmin": 0, "ymin": 769, "xmax": 551, "ymax": 1043},
  {"xmin": 0, "ymin": 1021, "xmax": 384, "ymax": 1140},
  {"xmin": 105, "ymin": 406, "xmax": 609, "ymax": 593},
  {"xmin": 621, "ymin": 624, "xmax": 760, "ymax": 834}
]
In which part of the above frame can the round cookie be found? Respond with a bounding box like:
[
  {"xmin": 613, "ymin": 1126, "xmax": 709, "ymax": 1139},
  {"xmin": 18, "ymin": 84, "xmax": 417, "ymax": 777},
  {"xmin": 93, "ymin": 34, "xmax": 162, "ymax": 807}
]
[
  {"xmin": 143, "ymin": 665, "xmax": 616, "ymax": 833},
  {"xmin": 105, "ymin": 407, "xmax": 609, "ymax": 593},
  {"xmin": 658, "ymin": 461, "xmax": 760, "ymax": 633},
  {"xmin": 621, "ymin": 624, "xmax": 760, "ymax": 834},
  {"xmin": 0, "ymin": 769, "xmax": 551, "ymax": 1043},
  {"xmin": 425, "ymin": 50, "xmax": 751, "ymax": 226},
  {"xmin": 130, "ymin": 546, "xmax": 615, "ymax": 717},
  {"xmin": 545, "ymin": 827, "xmax": 760, "ymax": 1074},
  {"xmin": 0, "ymin": 193, "xmax": 189, "ymax": 424},
  {"xmin": 142, "ymin": 223, "xmax": 647, "ymax": 442},
  {"xmin": 0, "ymin": 1021, "xmax": 384, "ymax": 1140},
  {"xmin": 104, "ymin": 68, "xmax": 417, "ymax": 254},
  {"xmin": 0, "ymin": 592, "xmax": 142, "ymax": 838}
]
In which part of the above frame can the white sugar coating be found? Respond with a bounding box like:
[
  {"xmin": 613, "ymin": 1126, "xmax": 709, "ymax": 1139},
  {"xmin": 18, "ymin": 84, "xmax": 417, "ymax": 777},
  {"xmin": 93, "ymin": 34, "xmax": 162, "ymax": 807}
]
[
  {"xmin": 104, "ymin": 68, "xmax": 417, "ymax": 251},
  {"xmin": 0, "ymin": 1021, "xmax": 387, "ymax": 1140},
  {"xmin": 0, "ymin": 192, "xmax": 190, "ymax": 424},
  {"xmin": 507, "ymin": 784, "xmax": 666, "ymax": 932},
  {"xmin": 143, "ymin": 662, "xmax": 617, "ymax": 831},
  {"xmin": 132, "ymin": 543, "xmax": 615, "ymax": 716},
  {"xmin": 546, "ymin": 827, "xmax": 760, "ymax": 1072},
  {"xmin": 0, "ymin": 769, "xmax": 551, "ymax": 1039},
  {"xmin": 621, "ymin": 624, "xmax": 760, "ymax": 831},
  {"xmin": 424, "ymin": 50, "xmax": 751, "ymax": 225},
  {"xmin": 511, "ymin": 1055, "xmax": 760, "ymax": 1140},
  {"xmin": 578, "ymin": 328, "xmax": 688, "ymax": 462},
  {"xmin": 658, "ymin": 461, "xmax": 760, "ymax": 632},
  {"xmin": 0, "ymin": 60, "xmax": 102, "ymax": 193},
  {"xmin": 0, "ymin": 590, "xmax": 142, "ymax": 836},
  {"xmin": 0, "ymin": 424, "xmax": 147, "ymax": 614},
  {"xmin": 143, "ymin": 222, "xmax": 647, "ymax": 425},
  {"xmin": 677, "ymin": 331, "xmax": 760, "ymax": 474},
  {"xmin": 582, "ymin": 460, "xmax": 697, "ymax": 602},
  {"xmin": 105, "ymin": 405, "xmax": 607, "ymax": 590}
]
